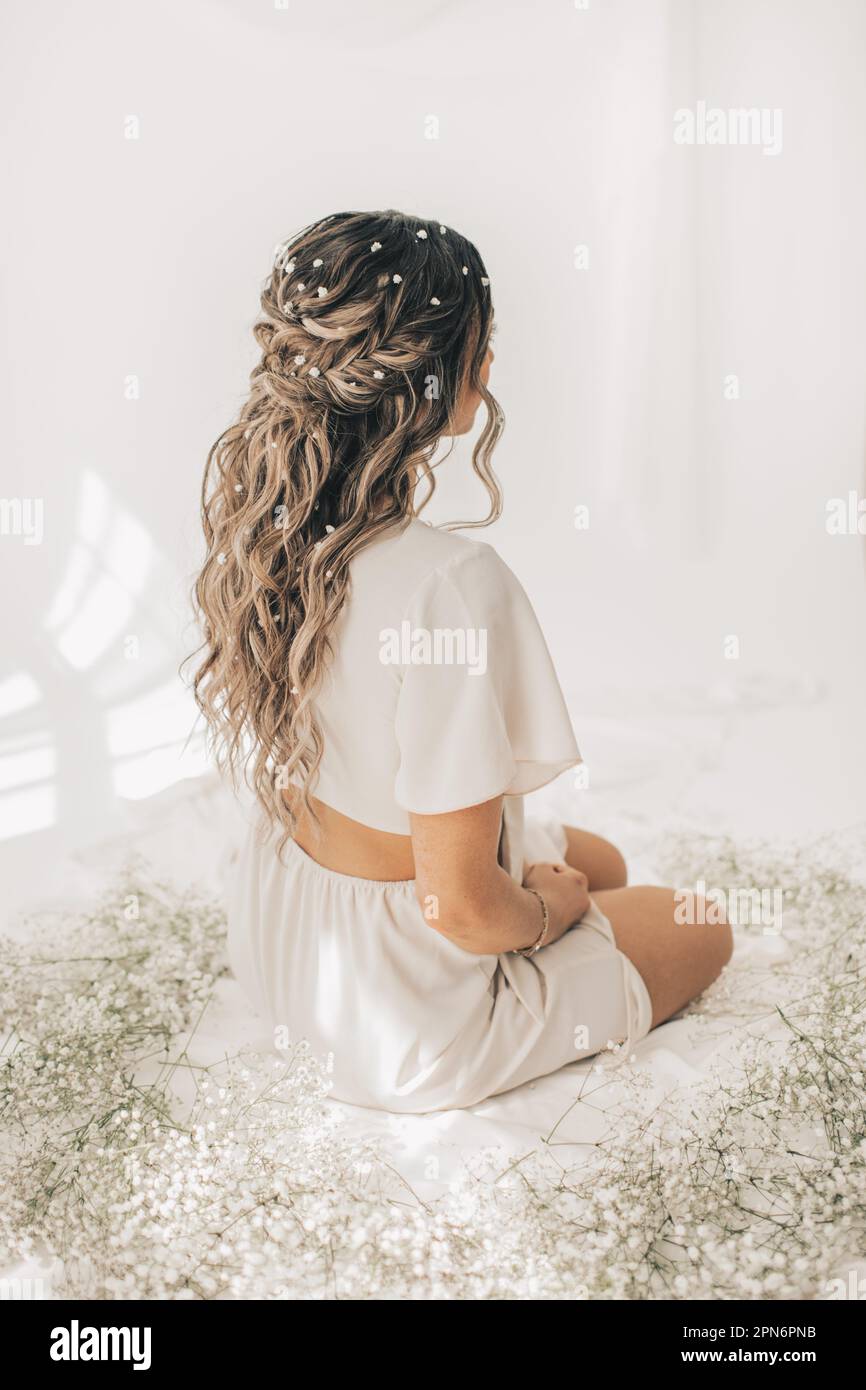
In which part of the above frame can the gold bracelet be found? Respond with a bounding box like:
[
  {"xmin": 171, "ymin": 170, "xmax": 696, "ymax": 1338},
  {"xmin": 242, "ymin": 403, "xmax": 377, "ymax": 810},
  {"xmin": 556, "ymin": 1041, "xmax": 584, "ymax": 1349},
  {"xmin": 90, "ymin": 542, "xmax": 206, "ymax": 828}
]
[{"xmin": 513, "ymin": 888, "xmax": 549, "ymax": 956}]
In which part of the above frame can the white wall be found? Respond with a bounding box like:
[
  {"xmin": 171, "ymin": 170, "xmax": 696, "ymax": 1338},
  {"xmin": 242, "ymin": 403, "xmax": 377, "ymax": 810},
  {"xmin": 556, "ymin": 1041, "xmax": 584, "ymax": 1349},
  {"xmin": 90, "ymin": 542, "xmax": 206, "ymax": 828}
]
[{"xmin": 2, "ymin": 0, "xmax": 865, "ymax": 887}]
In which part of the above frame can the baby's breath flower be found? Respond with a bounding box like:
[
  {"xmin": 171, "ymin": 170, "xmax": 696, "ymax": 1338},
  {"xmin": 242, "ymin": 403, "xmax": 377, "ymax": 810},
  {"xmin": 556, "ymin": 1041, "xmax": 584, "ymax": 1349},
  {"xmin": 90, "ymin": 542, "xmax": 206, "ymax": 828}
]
[{"xmin": 1, "ymin": 830, "xmax": 864, "ymax": 1300}]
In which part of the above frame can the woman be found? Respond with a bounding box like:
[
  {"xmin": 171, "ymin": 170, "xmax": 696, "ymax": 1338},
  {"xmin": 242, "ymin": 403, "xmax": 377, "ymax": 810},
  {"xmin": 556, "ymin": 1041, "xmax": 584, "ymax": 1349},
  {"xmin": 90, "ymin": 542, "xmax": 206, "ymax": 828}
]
[{"xmin": 193, "ymin": 209, "xmax": 732, "ymax": 1113}]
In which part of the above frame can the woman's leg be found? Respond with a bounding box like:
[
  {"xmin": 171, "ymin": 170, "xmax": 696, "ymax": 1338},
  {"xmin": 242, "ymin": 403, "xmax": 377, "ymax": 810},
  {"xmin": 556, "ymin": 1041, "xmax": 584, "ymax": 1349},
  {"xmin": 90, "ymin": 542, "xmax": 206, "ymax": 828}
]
[
  {"xmin": 563, "ymin": 826, "xmax": 628, "ymax": 891},
  {"xmin": 592, "ymin": 886, "xmax": 734, "ymax": 1029}
]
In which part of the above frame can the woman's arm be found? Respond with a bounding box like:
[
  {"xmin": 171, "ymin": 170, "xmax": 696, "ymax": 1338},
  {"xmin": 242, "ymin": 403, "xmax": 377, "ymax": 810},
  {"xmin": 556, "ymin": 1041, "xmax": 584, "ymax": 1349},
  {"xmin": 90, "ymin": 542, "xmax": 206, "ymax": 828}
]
[{"xmin": 409, "ymin": 796, "xmax": 590, "ymax": 955}]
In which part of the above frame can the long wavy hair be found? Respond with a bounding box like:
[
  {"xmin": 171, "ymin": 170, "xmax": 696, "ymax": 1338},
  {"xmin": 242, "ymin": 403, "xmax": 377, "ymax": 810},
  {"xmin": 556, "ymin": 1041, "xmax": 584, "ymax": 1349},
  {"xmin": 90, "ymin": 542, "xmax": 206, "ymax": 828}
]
[{"xmin": 191, "ymin": 209, "xmax": 504, "ymax": 848}]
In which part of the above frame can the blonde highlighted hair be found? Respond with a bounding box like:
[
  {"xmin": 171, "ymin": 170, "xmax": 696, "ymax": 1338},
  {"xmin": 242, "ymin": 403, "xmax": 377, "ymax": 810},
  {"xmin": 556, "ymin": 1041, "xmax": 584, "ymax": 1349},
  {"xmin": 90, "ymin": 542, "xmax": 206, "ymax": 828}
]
[{"xmin": 191, "ymin": 209, "xmax": 503, "ymax": 847}]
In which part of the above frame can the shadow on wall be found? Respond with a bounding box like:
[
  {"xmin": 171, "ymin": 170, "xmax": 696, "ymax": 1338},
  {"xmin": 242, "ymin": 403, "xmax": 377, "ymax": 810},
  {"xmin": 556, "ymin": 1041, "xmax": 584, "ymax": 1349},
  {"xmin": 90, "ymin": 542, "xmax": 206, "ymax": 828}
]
[{"xmin": 0, "ymin": 468, "xmax": 207, "ymax": 849}]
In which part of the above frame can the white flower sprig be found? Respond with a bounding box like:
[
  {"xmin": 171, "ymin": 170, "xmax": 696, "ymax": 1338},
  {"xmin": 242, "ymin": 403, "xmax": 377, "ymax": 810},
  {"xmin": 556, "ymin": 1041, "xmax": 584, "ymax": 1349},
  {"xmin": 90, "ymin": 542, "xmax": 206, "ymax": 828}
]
[{"xmin": 1, "ymin": 828, "xmax": 864, "ymax": 1301}]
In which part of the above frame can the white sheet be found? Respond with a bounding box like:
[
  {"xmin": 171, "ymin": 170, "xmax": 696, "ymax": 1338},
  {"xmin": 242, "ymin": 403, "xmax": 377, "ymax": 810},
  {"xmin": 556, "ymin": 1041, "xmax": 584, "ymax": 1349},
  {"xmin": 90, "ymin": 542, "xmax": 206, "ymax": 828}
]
[{"xmin": 4, "ymin": 706, "xmax": 864, "ymax": 1297}]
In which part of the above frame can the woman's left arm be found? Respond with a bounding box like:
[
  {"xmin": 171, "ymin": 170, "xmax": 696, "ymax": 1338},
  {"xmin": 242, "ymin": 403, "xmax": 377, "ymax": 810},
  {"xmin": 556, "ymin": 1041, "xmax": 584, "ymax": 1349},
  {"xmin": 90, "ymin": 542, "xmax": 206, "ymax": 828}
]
[{"xmin": 410, "ymin": 796, "xmax": 589, "ymax": 955}]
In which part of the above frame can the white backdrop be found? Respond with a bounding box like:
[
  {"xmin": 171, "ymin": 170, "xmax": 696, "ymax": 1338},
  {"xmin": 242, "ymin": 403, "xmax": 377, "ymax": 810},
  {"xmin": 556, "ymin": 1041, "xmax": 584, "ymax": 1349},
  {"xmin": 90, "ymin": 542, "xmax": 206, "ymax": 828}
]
[{"xmin": 2, "ymin": 0, "xmax": 865, "ymax": 902}]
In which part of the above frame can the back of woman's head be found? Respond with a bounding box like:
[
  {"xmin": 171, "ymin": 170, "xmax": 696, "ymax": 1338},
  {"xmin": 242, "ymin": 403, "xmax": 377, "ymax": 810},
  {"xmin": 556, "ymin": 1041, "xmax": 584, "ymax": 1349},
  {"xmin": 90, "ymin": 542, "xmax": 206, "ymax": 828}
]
[{"xmin": 192, "ymin": 209, "xmax": 503, "ymax": 844}]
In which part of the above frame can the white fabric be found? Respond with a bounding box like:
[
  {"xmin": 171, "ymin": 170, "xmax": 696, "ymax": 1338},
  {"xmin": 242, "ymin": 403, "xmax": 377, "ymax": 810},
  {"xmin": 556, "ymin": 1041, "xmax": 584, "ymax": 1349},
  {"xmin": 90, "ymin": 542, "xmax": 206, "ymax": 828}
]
[
  {"xmin": 311, "ymin": 518, "xmax": 581, "ymax": 832},
  {"xmin": 228, "ymin": 807, "xmax": 653, "ymax": 1113}
]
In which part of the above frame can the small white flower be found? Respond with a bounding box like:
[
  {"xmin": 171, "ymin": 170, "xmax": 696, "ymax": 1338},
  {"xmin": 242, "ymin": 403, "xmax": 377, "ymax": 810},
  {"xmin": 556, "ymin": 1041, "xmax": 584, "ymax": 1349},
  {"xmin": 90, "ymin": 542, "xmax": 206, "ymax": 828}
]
[
  {"xmin": 430, "ymin": 297, "xmax": 440, "ymax": 306},
  {"xmin": 481, "ymin": 276, "xmax": 490, "ymax": 286},
  {"xmin": 309, "ymin": 366, "xmax": 320, "ymax": 377},
  {"xmin": 392, "ymin": 274, "xmax": 402, "ymax": 284},
  {"xmin": 285, "ymin": 259, "xmax": 295, "ymax": 273},
  {"xmin": 325, "ymin": 569, "xmax": 333, "ymax": 579},
  {"xmin": 317, "ymin": 286, "xmax": 328, "ymax": 298},
  {"xmin": 417, "ymin": 229, "xmax": 428, "ymax": 239},
  {"xmin": 312, "ymin": 257, "xmax": 323, "ymax": 267},
  {"xmin": 370, "ymin": 241, "xmax": 382, "ymax": 252},
  {"xmin": 439, "ymin": 225, "xmax": 447, "ymax": 233},
  {"xmin": 373, "ymin": 369, "xmax": 384, "ymax": 379},
  {"xmin": 325, "ymin": 524, "xmax": 335, "ymax": 533},
  {"xmin": 216, "ymin": 552, "xmax": 227, "ymax": 565},
  {"xmin": 294, "ymin": 354, "xmax": 306, "ymax": 365},
  {"xmin": 234, "ymin": 483, "xmax": 244, "ymax": 492},
  {"xmin": 461, "ymin": 265, "xmax": 468, "ymax": 275},
  {"xmin": 290, "ymin": 685, "xmax": 299, "ymax": 695},
  {"xmin": 297, "ymin": 282, "xmax": 305, "ymax": 291}
]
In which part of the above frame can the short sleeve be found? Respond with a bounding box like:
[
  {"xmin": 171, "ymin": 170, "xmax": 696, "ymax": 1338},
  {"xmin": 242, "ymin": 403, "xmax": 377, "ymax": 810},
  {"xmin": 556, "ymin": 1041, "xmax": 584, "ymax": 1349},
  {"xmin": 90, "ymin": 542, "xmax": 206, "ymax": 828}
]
[{"xmin": 393, "ymin": 544, "xmax": 581, "ymax": 814}]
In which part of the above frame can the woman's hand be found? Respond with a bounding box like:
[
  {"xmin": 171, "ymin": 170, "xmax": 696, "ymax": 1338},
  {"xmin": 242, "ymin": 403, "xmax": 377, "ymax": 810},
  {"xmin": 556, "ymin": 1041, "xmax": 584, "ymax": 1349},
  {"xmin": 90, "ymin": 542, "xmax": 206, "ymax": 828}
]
[{"xmin": 523, "ymin": 861, "xmax": 591, "ymax": 942}]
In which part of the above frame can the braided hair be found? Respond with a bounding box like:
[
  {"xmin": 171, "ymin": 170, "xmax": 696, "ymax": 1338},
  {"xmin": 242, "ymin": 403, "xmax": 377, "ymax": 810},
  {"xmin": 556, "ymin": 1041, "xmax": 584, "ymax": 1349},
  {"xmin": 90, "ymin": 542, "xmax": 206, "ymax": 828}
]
[{"xmin": 191, "ymin": 209, "xmax": 503, "ymax": 849}]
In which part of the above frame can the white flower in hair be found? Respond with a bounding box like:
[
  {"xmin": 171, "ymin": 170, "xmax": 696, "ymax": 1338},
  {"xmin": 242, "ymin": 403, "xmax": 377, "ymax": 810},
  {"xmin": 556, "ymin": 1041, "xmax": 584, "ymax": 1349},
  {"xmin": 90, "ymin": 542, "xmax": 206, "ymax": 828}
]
[
  {"xmin": 325, "ymin": 569, "xmax": 333, "ymax": 579},
  {"xmin": 439, "ymin": 225, "xmax": 447, "ymax": 233},
  {"xmin": 216, "ymin": 552, "xmax": 227, "ymax": 565},
  {"xmin": 373, "ymin": 369, "xmax": 384, "ymax": 379},
  {"xmin": 309, "ymin": 366, "xmax": 321, "ymax": 377},
  {"xmin": 317, "ymin": 286, "xmax": 328, "ymax": 298},
  {"xmin": 430, "ymin": 297, "xmax": 440, "ymax": 306},
  {"xmin": 290, "ymin": 685, "xmax": 299, "ymax": 695},
  {"xmin": 370, "ymin": 241, "xmax": 382, "ymax": 251},
  {"xmin": 481, "ymin": 276, "xmax": 490, "ymax": 286},
  {"xmin": 325, "ymin": 524, "xmax": 335, "ymax": 533},
  {"xmin": 313, "ymin": 258, "xmax": 323, "ymax": 267},
  {"xmin": 417, "ymin": 229, "xmax": 428, "ymax": 239},
  {"xmin": 294, "ymin": 354, "xmax": 306, "ymax": 365},
  {"xmin": 392, "ymin": 274, "xmax": 402, "ymax": 284},
  {"xmin": 461, "ymin": 266, "xmax": 468, "ymax": 275},
  {"xmin": 234, "ymin": 483, "xmax": 244, "ymax": 492},
  {"xmin": 297, "ymin": 282, "xmax": 306, "ymax": 291},
  {"xmin": 285, "ymin": 259, "xmax": 295, "ymax": 273}
]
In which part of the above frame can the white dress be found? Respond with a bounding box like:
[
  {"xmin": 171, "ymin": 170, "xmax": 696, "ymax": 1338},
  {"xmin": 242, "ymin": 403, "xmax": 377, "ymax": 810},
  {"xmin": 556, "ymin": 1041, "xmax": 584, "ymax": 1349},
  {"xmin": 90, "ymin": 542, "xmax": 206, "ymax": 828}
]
[{"xmin": 228, "ymin": 518, "xmax": 652, "ymax": 1112}]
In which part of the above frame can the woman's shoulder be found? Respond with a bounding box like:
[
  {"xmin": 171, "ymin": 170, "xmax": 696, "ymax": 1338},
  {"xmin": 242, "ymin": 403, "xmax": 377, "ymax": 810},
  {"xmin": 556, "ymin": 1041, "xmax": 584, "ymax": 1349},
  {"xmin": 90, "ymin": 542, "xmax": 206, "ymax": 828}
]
[{"xmin": 353, "ymin": 516, "xmax": 511, "ymax": 599}]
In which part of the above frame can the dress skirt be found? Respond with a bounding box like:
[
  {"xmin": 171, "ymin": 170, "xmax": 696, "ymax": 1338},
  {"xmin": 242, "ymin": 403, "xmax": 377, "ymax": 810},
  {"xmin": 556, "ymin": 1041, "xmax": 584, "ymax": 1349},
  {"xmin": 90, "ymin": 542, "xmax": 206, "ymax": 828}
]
[{"xmin": 227, "ymin": 803, "xmax": 653, "ymax": 1114}]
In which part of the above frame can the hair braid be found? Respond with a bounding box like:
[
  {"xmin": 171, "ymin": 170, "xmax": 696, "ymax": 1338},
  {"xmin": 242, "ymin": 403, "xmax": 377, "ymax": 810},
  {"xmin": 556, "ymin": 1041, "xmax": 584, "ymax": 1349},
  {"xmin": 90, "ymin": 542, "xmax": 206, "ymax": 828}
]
[{"xmin": 190, "ymin": 209, "xmax": 502, "ymax": 853}]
